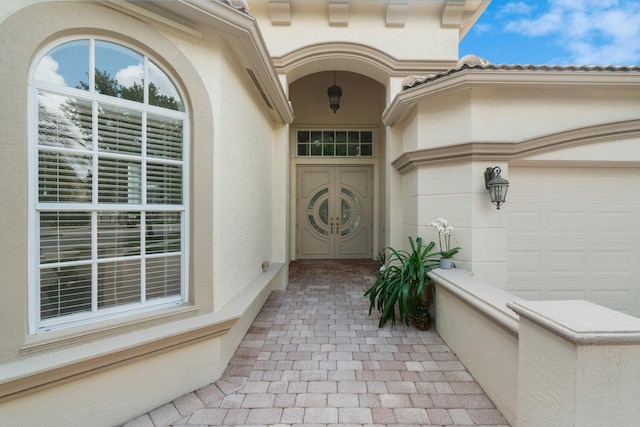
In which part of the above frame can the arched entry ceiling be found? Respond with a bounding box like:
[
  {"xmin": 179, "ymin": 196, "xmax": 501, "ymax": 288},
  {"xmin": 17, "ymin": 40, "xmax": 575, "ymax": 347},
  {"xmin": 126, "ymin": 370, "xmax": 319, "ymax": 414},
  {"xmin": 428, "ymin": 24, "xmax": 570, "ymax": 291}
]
[{"xmin": 272, "ymin": 42, "xmax": 456, "ymax": 86}]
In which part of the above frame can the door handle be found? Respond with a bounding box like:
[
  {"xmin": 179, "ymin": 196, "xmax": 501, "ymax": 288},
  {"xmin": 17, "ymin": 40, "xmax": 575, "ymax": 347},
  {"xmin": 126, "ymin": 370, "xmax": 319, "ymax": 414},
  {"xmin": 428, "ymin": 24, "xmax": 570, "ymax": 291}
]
[{"xmin": 329, "ymin": 219, "xmax": 334, "ymax": 235}]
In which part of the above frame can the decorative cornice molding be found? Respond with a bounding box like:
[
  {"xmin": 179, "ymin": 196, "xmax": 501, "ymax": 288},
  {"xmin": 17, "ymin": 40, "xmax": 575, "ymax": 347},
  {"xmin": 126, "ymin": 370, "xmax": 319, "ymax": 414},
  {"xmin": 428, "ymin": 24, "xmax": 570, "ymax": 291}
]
[
  {"xmin": 269, "ymin": 0, "xmax": 291, "ymax": 25},
  {"xmin": 386, "ymin": 1, "xmax": 409, "ymax": 27},
  {"xmin": 329, "ymin": 0, "xmax": 349, "ymax": 26},
  {"xmin": 392, "ymin": 119, "xmax": 640, "ymax": 174}
]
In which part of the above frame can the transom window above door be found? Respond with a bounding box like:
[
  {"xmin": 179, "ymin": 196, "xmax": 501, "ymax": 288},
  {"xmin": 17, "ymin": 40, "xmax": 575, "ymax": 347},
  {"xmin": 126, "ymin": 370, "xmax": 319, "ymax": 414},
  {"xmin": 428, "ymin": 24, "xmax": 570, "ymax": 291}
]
[{"xmin": 296, "ymin": 130, "xmax": 373, "ymax": 157}]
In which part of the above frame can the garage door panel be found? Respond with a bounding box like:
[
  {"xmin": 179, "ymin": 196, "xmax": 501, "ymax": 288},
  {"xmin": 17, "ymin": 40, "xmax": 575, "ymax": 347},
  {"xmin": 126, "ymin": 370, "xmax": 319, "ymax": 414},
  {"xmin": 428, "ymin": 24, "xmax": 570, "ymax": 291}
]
[{"xmin": 508, "ymin": 167, "xmax": 640, "ymax": 317}]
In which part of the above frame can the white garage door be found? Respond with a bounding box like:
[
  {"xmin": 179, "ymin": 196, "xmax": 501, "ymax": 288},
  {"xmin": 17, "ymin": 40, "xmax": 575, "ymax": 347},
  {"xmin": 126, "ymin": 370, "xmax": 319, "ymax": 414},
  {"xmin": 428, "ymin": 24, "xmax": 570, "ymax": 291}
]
[{"xmin": 508, "ymin": 166, "xmax": 640, "ymax": 317}]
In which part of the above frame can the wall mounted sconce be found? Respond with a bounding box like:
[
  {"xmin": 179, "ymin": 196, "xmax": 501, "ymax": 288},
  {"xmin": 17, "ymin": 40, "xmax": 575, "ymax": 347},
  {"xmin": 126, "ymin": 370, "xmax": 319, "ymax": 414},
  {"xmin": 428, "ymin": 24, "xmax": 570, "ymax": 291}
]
[
  {"xmin": 327, "ymin": 71, "xmax": 342, "ymax": 113},
  {"xmin": 484, "ymin": 166, "xmax": 510, "ymax": 210}
]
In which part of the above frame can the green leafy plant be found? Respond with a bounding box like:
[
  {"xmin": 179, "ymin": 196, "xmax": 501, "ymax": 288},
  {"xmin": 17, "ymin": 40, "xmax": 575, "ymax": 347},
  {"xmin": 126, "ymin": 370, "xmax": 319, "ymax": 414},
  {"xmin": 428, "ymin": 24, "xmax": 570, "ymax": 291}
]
[
  {"xmin": 365, "ymin": 237, "xmax": 441, "ymax": 328},
  {"xmin": 376, "ymin": 249, "xmax": 387, "ymax": 269}
]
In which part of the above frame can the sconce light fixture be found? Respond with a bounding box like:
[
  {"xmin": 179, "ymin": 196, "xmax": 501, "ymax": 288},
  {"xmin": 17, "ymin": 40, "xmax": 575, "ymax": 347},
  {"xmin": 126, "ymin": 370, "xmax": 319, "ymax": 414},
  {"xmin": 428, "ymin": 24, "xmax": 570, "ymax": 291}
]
[
  {"xmin": 327, "ymin": 71, "xmax": 342, "ymax": 113},
  {"xmin": 484, "ymin": 166, "xmax": 510, "ymax": 210}
]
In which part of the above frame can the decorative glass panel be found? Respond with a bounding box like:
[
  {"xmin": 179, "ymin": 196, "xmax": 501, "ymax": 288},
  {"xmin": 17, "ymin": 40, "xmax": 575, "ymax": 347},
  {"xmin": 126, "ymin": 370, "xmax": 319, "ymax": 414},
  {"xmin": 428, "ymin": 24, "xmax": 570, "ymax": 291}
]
[
  {"xmin": 341, "ymin": 198, "xmax": 351, "ymax": 225},
  {"xmin": 340, "ymin": 189, "xmax": 363, "ymax": 237},
  {"xmin": 318, "ymin": 199, "xmax": 329, "ymax": 226},
  {"xmin": 341, "ymin": 188, "xmax": 362, "ymax": 210},
  {"xmin": 341, "ymin": 214, "xmax": 362, "ymax": 237},
  {"xmin": 308, "ymin": 188, "xmax": 328, "ymax": 210},
  {"xmin": 308, "ymin": 215, "xmax": 328, "ymax": 237},
  {"xmin": 98, "ymin": 259, "xmax": 141, "ymax": 308}
]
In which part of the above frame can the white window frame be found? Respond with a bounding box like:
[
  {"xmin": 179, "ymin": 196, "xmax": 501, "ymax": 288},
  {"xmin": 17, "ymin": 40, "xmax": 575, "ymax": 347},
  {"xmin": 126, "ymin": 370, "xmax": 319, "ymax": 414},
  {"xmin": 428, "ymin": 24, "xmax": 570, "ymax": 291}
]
[
  {"xmin": 28, "ymin": 37, "xmax": 190, "ymax": 334},
  {"xmin": 295, "ymin": 129, "xmax": 375, "ymax": 157}
]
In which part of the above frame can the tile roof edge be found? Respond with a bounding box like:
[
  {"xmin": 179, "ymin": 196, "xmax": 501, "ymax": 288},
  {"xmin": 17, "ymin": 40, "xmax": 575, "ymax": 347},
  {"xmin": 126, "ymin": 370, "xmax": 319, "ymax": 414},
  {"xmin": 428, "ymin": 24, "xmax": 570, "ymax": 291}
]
[{"xmin": 402, "ymin": 61, "xmax": 640, "ymax": 90}]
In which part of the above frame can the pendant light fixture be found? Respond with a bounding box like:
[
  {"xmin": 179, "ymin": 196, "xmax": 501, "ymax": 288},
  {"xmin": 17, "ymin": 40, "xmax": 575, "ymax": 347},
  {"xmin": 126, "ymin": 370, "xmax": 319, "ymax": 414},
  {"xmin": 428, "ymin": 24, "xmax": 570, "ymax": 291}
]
[{"xmin": 327, "ymin": 71, "xmax": 342, "ymax": 113}]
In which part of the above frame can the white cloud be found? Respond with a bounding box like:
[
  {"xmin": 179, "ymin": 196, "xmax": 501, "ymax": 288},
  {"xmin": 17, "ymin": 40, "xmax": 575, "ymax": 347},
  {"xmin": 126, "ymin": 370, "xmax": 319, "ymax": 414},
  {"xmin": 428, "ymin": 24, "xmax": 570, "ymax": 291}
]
[
  {"xmin": 498, "ymin": 2, "xmax": 536, "ymax": 17},
  {"xmin": 115, "ymin": 64, "xmax": 144, "ymax": 88},
  {"xmin": 502, "ymin": 0, "xmax": 640, "ymax": 64},
  {"xmin": 35, "ymin": 55, "xmax": 67, "ymax": 86},
  {"xmin": 472, "ymin": 23, "xmax": 492, "ymax": 35}
]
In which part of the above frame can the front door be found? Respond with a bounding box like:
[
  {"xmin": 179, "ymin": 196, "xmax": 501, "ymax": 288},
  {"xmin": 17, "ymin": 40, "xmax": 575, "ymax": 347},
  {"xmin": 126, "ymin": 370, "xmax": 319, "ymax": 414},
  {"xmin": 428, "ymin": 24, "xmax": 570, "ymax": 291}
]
[{"xmin": 297, "ymin": 166, "xmax": 372, "ymax": 259}]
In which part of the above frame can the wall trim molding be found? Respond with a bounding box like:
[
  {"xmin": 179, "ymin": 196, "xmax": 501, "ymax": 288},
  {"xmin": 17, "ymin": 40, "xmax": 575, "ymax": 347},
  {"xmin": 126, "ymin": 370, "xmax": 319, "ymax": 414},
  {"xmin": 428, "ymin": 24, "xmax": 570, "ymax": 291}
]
[
  {"xmin": 0, "ymin": 263, "xmax": 286, "ymax": 404},
  {"xmin": 392, "ymin": 119, "xmax": 640, "ymax": 174},
  {"xmin": 0, "ymin": 316, "xmax": 237, "ymax": 403},
  {"xmin": 272, "ymin": 42, "xmax": 456, "ymax": 85}
]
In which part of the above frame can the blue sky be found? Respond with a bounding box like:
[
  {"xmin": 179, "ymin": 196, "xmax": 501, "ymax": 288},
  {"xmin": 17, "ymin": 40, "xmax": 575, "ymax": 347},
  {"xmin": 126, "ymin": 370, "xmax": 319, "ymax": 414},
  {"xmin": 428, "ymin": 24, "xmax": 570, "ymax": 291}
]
[{"xmin": 459, "ymin": 0, "xmax": 640, "ymax": 66}]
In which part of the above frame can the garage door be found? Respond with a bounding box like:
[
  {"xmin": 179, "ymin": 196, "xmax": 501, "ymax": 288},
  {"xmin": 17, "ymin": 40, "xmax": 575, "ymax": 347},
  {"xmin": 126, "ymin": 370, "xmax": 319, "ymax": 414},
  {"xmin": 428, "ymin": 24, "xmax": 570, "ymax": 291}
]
[{"xmin": 508, "ymin": 167, "xmax": 640, "ymax": 317}]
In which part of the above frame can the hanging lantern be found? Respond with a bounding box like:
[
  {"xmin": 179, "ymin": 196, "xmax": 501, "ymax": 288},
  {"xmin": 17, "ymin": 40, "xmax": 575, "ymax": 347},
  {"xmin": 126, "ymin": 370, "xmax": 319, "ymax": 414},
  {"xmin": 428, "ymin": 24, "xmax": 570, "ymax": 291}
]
[{"xmin": 327, "ymin": 71, "xmax": 342, "ymax": 113}]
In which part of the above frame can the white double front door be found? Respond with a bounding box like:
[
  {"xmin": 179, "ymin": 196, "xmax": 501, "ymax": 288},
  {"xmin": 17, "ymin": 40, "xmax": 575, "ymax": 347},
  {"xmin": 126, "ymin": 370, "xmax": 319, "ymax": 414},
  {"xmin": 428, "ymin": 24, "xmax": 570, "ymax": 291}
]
[{"xmin": 297, "ymin": 166, "xmax": 373, "ymax": 259}]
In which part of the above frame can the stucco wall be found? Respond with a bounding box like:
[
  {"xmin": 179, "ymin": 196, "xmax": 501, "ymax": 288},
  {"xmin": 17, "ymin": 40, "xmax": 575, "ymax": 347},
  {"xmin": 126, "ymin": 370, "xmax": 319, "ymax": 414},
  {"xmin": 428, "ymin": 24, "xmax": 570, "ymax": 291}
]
[
  {"xmin": 390, "ymin": 75, "xmax": 640, "ymax": 295},
  {"xmin": 249, "ymin": 1, "xmax": 458, "ymax": 61},
  {"xmin": 470, "ymin": 86, "xmax": 640, "ymax": 142},
  {"xmin": 0, "ymin": 1, "xmax": 288, "ymax": 424}
]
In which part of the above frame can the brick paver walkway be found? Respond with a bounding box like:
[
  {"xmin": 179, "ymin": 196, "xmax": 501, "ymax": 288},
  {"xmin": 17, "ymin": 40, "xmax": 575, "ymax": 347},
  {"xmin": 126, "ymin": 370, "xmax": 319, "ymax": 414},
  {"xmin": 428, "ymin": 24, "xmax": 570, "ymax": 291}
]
[{"xmin": 124, "ymin": 260, "xmax": 509, "ymax": 426}]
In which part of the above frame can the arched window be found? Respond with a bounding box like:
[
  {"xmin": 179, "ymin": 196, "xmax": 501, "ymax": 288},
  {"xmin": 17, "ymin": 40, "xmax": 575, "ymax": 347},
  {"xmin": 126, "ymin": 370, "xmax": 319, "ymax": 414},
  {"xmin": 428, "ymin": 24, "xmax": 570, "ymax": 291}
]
[{"xmin": 30, "ymin": 38, "xmax": 188, "ymax": 333}]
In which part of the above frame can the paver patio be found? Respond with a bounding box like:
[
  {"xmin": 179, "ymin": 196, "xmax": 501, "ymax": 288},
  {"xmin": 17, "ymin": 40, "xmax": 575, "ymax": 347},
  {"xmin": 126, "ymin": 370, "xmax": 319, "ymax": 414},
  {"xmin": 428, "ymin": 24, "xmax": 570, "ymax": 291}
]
[{"xmin": 123, "ymin": 260, "xmax": 509, "ymax": 427}]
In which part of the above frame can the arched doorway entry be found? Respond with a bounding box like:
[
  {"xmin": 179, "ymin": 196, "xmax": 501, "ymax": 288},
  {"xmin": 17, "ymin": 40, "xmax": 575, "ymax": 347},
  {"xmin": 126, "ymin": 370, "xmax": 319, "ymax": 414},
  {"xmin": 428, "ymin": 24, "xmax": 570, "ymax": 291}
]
[{"xmin": 288, "ymin": 71, "xmax": 385, "ymax": 260}]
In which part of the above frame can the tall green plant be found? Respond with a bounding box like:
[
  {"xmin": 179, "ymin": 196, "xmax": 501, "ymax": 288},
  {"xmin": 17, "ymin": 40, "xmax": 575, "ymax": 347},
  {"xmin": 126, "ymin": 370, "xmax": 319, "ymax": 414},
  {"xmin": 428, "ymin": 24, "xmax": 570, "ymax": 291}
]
[{"xmin": 365, "ymin": 237, "xmax": 440, "ymax": 328}]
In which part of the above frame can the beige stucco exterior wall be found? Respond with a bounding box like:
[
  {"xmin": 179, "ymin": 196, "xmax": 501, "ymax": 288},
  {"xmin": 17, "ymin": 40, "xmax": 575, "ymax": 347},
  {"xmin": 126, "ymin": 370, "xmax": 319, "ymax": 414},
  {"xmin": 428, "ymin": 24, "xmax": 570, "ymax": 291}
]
[
  {"xmin": 387, "ymin": 74, "xmax": 640, "ymax": 309},
  {"xmin": 0, "ymin": 1, "xmax": 289, "ymax": 424},
  {"xmin": 249, "ymin": 1, "xmax": 459, "ymax": 61}
]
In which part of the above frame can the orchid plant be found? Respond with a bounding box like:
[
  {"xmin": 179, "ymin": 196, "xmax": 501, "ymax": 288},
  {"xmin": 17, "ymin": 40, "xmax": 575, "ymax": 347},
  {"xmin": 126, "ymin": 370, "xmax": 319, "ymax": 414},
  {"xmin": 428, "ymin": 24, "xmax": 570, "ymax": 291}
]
[{"xmin": 430, "ymin": 217, "xmax": 460, "ymax": 259}]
